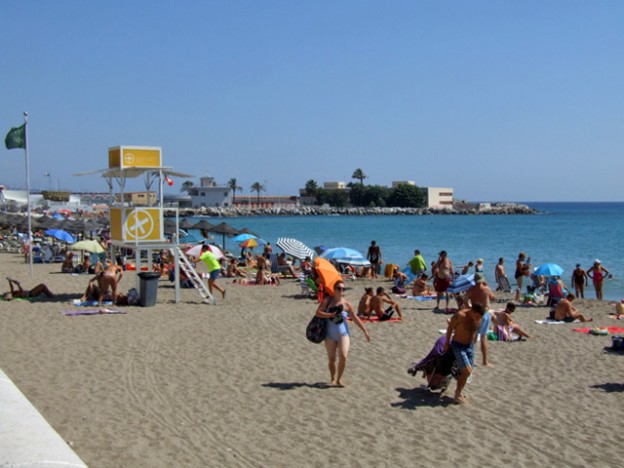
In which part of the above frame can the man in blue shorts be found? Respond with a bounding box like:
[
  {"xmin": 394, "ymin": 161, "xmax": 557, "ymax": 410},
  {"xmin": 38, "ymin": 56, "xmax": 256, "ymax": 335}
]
[
  {"xmin": 200, "ymin": 245, "xmax": 226, "ymax": 300},
  {"xmin": 443, "ymin": 304, "xmax": 485, "ymax": 404}
]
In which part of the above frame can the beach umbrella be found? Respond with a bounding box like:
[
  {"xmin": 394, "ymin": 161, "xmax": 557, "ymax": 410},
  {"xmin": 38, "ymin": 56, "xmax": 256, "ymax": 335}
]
[
  {"xmin": 184, "ymin": 244, "xmax": 225, "ymax": 260},
  {"xmin": 314, "ymin": 257, "xmax": 342, "ymax": 296},
  {"xmin": 237, "ymin": 227, "xmax": 260, "ymax": 238},
  {"xmin": 321, "ymin": 247, "xmax": 370, "ymax": 266},
  {"xmin": 276, "ymin": 237, "xmax": 315, "ymax": 261},
  {"xmin": 44, "ymin": 228, "xmax": 76, "ymax": 244},
  {"xmin": 447, "ymin": 274, "xmax": 475, "ymax": 294},
  {"xmin": 314, "ymin": 245, "xmax": 328, "ymax": 255},
  {"xmin": 206, "ymin": 221, "xmax": 240, "ymax": 249},
  {"xmin": 232, "ymin": 233, "xmax": 257, "ymax": 243},
  {"xmin": 70, "ymin": 239, "xmax": 105, "ymax": 254},
  {"xmin": 178, "ymin": 233, "xmax": 206, "ymax": 244},
  {"xmin": 179, "ymin": 218, "xmax": 195, "ymax": 230},
  {"xmin": 533, "ymin": 263, "xmax": 564, "ymax": 277},
  {"xmin": 193, "ymin": 219, "xmax": 216, "ymax": 231},
  {"xmin": 240, "ymin": 238, "xmax": 259, "ymax": 249}
]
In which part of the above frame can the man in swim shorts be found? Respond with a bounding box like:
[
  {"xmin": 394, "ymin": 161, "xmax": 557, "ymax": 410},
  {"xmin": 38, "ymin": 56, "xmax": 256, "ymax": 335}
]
[
  {"xmin": 367, "ymin": 240, "xmax": 382, "ymax": 279},
  {"xmin": 200, "ymin": 245, "xmax": 226, "ymax": 300},
  {"xmin": 370, "ymin": 286, "xmax": 403, "ymax": 321},
  {"xmin": 434, "ymin": 250, "xmax": 454, "ymax": 311},
  {"xmin": 443, "ymin": 304, "xmax": 485, "ymax": 404},
  {"xmin": 466, "ymin": 273, "xmax": 496, "ymax": 367},
  {"xmin": 571, "ymin": 263, "xmax": 589, "ymax": 299},
  {"xmin": 553, "ymin": 293, "xmax": 592, "ymax": 322}
]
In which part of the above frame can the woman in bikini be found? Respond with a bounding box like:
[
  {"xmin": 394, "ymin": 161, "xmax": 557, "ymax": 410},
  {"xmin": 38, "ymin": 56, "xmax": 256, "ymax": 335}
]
[
  {"xmin": 315, "ymin": 281, "xmax": 370, "ymax": 386},
  {"xmin": 587, "ymin": 259, "xmax": 609, "ymax": 300}
]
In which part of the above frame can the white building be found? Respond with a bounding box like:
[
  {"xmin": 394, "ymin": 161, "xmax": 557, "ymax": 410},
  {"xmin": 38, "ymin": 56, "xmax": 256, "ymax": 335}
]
[
  {"xmin": 426, "ymin": 187, "xmax": 454, "ymax": 209},
  {"xmin": 188, "ymin": 176, "xmax": 231, "ymax": 208}
]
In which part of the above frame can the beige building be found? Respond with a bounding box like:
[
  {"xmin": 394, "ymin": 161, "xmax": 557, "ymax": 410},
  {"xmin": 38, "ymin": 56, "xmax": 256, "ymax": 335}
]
[
  {"xmin": 115, "ymin": 191, "xmax": 157, "ymax": 206},
  {"xmin": 426, "ymin": 187, "xmax": 454, "ymax": 209}
]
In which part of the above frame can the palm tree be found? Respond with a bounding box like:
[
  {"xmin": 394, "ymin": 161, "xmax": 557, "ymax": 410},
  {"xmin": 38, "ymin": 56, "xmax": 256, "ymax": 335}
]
[
  {"xmin": 250, "ymin": 182, "xmax": 265, "ymax": 204},
  {"xmin": 228, "ymin": 178, "xmax": 242, "ymax": 204},
  {"xmin": 352, "ymin": 168, "xmax": 368, "ymax": 185},
  {"xmin": 304, "ymin": 179, "xmax": 319, "ymax": 196},
  {"xmin": 180, "ymin": 180, "xmax": 195, "ymax": 194}
]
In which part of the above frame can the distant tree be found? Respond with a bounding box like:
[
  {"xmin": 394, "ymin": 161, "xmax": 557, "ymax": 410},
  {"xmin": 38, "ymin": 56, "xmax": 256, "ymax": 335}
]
[
  {"xmin": 228, "ymin": 178, "xmax": 242, "ymax": 204},
  {"xmin": 349, "ymin": 184, "xmax": 389, "ymax": 207},
  {"xmin": 180, "ymin": 180, "xmax": 195, "ymax": 194},
  {"xmin": 304, "ymin": 179, "xmax": 319, "ymax": 196},
  {"xmin": 325, "ymin": 189, "xmax": 349, "ymax": 207},
  {"xmin": 250, "ymin": 182, "xmax": 265, "ymax": 204},
  {"xmin": 387, "ymin": 184, "xmax": 425, "ymax": 208},
  {"xmin": 351, "ymin": 168, "xmax": 368, "ymax": 185}
]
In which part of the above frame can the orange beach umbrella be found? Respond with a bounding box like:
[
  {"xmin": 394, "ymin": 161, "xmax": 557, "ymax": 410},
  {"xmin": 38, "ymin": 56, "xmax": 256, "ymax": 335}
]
[{"xmin": 314, "ymin": 257, "xmax": 342, "ymax": 296}]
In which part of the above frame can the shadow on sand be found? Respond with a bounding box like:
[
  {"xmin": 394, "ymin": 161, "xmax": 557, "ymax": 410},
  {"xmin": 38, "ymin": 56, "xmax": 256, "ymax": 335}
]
[
  {"xmin": 589, "ymin": 382, "xmax": 624, "ymax": 393},
  {"xmin": 262, "ymin": 382, "xmax": 333, "ymax": 391},
  {"xmin": 391, "ymin": 386, "xmax": 456, "ymax": 409}
]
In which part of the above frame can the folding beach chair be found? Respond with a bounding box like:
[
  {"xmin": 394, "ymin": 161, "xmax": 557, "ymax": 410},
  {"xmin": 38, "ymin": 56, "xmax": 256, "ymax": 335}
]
[{"xmin": 496, "ymin": 275, "xmax": 512, "ymax": 293}]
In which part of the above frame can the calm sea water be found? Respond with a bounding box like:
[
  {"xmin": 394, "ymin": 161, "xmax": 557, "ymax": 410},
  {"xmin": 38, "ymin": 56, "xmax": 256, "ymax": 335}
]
[{"xmin": 189, "ymin": 202, "xmax": 624, "ymax": 301}]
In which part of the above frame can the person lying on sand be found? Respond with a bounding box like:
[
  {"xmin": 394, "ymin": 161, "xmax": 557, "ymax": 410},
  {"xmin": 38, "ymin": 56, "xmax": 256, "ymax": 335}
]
[
  {"xmin": 553, "ymin": 293, "xmax": 592, "ymax": 322},
  {"xmin": 4, "ymin": 277, "xmax": 54, "ymax": 300},
  {"xmin": 370, "ymin": 287, "xmax": 403, "ymax": 321}
]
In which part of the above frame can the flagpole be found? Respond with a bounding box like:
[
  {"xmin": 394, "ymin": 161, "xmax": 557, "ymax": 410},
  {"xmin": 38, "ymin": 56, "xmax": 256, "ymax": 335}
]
[{"xmin": 23, "ymin": 111, "xmax": 33, "ymax": 278}]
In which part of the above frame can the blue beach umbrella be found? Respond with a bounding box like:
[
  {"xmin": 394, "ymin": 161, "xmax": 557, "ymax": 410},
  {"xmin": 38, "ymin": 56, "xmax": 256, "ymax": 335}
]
[
  {"xmin": 447, "ymin": 274, "xmax": 475, "ymax": 294},
  {"xmin": 321, "ymin": 247, "xmax": 371, "ymax": 267},
  {"xmin": 534, "ymin": 263, "xmax": 564, "ymax": 277},
  {"xmin": 44, "ymin": 228, "xmax": 76, "ymax": 244},
  {"xmin": 232, "ymin": 233, "xmax": 257, "ymax": 243}
]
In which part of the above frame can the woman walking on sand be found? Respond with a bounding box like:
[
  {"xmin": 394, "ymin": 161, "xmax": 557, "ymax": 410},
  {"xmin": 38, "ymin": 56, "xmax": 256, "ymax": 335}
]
[
  {"xmin": 315, "ymin": 281, "xmax": 370, "ymax": 387},
  {"xmin": 587, "ymin": 259, "xmax": 610, "ymax": 300}
]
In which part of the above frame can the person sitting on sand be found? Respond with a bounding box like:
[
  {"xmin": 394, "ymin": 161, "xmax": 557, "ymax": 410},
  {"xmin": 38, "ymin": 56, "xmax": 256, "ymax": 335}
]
[
  {"xmin": 357, "ymin": 287, "xmax": 374, "ymax": 318},
  {"xmin": 277, "ymin": 253, "xmax": 297, "ymax": 277},
  {"xmin": 443, "ymin": 303, "xmax": 486, "ymax": 404},
  {"xmin": 96, "ymin": 263, "xmax": 123, "ymax": 306},
  {"xmin": 492, "ymin": 302, "xmax": 531, "ymax": 339},
  {"xmin": 226, "ymin": 259, "xmax": 247, "ymax": 278},
  {"xmin": 553, "ymin": 293, "xmax": 592, "ymax": 322},
  {"xmin": 391, "ymin": 269, "xmax": 408, "ymax": 294},
  {"xmin": 5, "ymin": 277, "xmax": 54, "ymax": 300},
  {"xmin": 61, "ymin": 251, "xmax": 75, "ymax": 273},
  {"xmin": 412, "ymin": 273, "xmax": 431, "ymax": 297},
  {"xmin": 370, "ymin": 287, "xmax": 403, "ymax": 321}
]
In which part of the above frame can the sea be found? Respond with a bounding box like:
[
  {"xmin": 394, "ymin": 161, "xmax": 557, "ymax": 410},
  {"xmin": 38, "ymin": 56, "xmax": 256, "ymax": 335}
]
[{"xmin": 187, "ymin": 202, "xmax": 623, "ymax": 301}]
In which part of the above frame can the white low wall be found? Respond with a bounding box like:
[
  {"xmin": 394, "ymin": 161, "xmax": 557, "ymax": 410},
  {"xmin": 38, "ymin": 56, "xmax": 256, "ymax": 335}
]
[{"xmin": 0, "ymin": 368, "xmax": 87, "ymax": 467}]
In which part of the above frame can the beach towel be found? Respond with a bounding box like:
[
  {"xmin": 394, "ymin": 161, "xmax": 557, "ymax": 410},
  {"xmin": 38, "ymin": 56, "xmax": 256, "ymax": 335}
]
[
  {"xmin": 573, "ymin": 326, "xmax": 624, "ymax": 335},
  {"xmin": 398, "ymin": 294, "xmax": 436, "ymax": 301},
  {"xmin": 349, "ymin": 316, "xmax": 401, "ymax": 323},
  {"xmin": 64, "ymin": 308, "xmax": 126, "ymax": 316},
  {"xmin": 535, "ymin": 319, "xmax": 580, "ymax": 324},
  {"xmin": 72, "ymin": 300, "xmax": 113, "ymax": 307}
]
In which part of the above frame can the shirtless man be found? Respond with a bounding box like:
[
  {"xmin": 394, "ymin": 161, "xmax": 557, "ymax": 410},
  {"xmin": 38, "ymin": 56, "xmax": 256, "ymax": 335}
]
[
  {"xmin": 494, "ymin": 258, "xmax": 507, "ymax": 291},
  {"xmin": 493, "ymin": 303, "xmax": 531, "ymax": 339},
  {"xmin": 466, "ymin": 273, "xmax": 496, "ymax": 367},
  {"xmin": 443, "ymin": 304, "xmax": 486, "ymax": 404},
  {"xmin": 571, "ymin": 264, "xmax": 589, "ymax": 299},
  {"xmin": 370, "ymin": 287, "xmax": 403, "ymax": 321},
  {"xmin": 412, "ymin": 274, "xmax": 431, "ymax": 296},
  {"xmin": 357, "ymin": 287, "xmax": 374, "ymax": 318},
  {"xmin": 391, "ymin": 270, "xmax": 409, "ymax": 294},
  {"xmin": 553, "ymin": 293, "xmax": 592, "ymax": 322},
  {"xmin": 433, "ymin": 250, "xmax": 454, "ymax": 311},
  {"xmin": 97, "ymin": 263, "xmax": 123, "ymax": 306}
]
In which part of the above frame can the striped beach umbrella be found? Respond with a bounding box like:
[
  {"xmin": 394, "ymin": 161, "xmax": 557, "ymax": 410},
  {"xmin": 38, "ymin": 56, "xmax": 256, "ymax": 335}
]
[
  {"xmin": 276, "ymin": 238, "xmax": 315, "ymax": 261},
  {"xmin": 446, "ymin": 274, "xmax": 475, "ymax": 294}
]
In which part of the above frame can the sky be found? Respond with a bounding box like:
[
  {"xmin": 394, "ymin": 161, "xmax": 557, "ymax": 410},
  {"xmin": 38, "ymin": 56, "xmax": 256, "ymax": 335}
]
[{"xmin": 1, "ymin": 1, "xmax": 623, "ymax": 202}]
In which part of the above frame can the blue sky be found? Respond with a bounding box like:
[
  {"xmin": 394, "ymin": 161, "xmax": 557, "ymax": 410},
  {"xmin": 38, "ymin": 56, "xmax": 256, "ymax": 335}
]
[{"xmin": 2, "ymin": 1, "xmax": 623, "ymax": 202}]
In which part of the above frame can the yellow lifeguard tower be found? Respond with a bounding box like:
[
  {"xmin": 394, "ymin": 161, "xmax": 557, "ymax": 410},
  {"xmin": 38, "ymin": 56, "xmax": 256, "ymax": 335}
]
[{"xmin": 76, "ymin": 146, "xmax": 216, "ymax": 304}]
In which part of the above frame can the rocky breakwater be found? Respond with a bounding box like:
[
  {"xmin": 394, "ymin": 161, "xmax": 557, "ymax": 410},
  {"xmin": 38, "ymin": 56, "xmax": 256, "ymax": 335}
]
[{"xmin": 167, "ymin": 202, "xmax": 538, "ymax": 218}]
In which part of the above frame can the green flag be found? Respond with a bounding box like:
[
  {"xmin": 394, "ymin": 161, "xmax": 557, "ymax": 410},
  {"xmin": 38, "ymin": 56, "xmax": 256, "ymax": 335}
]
[{"xmin": 5, "ymin": 124, "xmax": 26, "ymax": 150}]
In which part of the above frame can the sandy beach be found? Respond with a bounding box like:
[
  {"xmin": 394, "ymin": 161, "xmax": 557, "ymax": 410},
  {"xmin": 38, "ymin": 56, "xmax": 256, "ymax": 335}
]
[{"xmin": 1, "ymin": 252, "xmax": 623, "ymax": 467}]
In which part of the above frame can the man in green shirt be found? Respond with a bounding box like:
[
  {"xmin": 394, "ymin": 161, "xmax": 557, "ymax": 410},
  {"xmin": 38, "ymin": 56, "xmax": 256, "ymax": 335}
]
[
  {"xmin": 200, "ymin": 245, "xmax": 226, "ymax": 300},
  {"xmin": 408, "ymin": 250, "xmax": 427, "ymax": 276}
]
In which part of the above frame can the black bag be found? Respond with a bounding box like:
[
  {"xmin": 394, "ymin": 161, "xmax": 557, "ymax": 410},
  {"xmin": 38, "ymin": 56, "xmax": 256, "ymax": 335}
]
[{"xmin": 306, "ymin": 316, "xmax": 327, "ymax": 343}]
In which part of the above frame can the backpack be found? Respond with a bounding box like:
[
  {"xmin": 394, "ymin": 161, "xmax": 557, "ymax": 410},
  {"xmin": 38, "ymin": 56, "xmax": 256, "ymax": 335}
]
[{"xmin": 127, "ymin": 288, "xmax": 140, "ymax": 306}]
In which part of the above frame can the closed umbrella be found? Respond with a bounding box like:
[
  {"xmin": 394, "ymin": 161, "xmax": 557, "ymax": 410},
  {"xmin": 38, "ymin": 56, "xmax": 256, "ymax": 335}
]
[{"xmin": 276, "ymin": 237, "xmax": 315, "ymax": 261}]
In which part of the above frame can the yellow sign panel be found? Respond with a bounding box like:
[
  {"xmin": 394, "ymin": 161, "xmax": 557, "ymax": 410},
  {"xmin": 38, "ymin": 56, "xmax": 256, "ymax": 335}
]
[
  {"xmin": 108, "ymin": 146, "xmax": 162, "ymax": 169},
  {"xmin": 110, "ymin": 207, "xmax": 163, "ymax": 243}
]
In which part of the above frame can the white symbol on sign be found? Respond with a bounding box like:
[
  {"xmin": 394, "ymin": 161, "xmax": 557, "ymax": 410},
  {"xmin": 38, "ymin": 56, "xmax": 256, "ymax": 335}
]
[
  {"xmin": 124, "ymin": 153, "xmax": 135, "ymax": 164},
  {"xmin": 124, "ymin": 209, "xmax": 155, "ymax": 241}
]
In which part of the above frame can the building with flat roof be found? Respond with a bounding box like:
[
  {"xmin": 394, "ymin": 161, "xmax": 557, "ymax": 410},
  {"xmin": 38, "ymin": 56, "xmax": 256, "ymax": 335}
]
[{"xmin": 426, "ymin": 187, "xmax": 454, "ymax": 209}]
